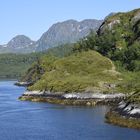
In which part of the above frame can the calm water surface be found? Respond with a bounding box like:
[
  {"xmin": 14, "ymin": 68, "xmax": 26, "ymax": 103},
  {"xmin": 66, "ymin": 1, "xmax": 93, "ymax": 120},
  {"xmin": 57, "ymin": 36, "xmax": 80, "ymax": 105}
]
[{"xmin": 0, "ymin": 81, "xmax": 140, "ymax": 140}]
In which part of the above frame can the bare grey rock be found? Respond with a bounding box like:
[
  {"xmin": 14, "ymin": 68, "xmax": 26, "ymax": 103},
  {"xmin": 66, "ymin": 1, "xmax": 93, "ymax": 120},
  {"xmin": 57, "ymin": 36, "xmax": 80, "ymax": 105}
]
[{"xmin": 35, "ymin": 19, "xmax": 103, "ymax": 51}]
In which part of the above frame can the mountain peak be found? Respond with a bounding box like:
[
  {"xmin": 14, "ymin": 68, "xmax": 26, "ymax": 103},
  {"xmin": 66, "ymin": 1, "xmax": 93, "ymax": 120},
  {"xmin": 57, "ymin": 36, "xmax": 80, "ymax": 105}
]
[
  {"xmin": 35, "ymin": 19, "xmax": 103, "ymax": 51},
  {"xmin": 7, "ymin": 35, "xmax": 34, "ymax": 48},
  {"xmin": 0, "ymin": 19, "xmax": 103, "ymax": 53}
]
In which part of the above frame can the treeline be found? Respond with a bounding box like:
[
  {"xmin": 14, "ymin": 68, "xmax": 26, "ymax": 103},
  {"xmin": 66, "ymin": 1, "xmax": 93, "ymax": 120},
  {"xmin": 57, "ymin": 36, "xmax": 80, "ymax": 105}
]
[
  {"xmin": 0, "ymin": 53, "xmax": 43, "ymax": 79},
  {"xmin": 0, "ymin": 43, "xmax": 74, "ymax": 79},
  {"xmin": 73, "ymin": 9, "xmax": 140, "ymax": 72}
]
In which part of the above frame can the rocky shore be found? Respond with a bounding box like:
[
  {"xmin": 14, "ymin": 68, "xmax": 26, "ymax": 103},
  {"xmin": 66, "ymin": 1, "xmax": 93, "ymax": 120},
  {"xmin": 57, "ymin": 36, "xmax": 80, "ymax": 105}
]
[
  {"xmin": 105, "ymin": 101, "xmax": 140, "ymax": 129},
  {"xmin": 15, "ymin": 82, "xmax": 33, "ymax": 87},
  {"xmin": 19, "ymin": 90, "xmax": 140, "ymax": 129},
  {"xmin": 19, "ymin": 90, "xmax": 125, "ymax": 106}
]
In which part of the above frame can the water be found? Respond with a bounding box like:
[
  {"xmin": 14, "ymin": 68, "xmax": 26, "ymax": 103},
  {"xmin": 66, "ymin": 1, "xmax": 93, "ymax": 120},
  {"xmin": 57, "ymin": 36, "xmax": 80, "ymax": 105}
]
[{"xmin": 0, "ymin": 81, "xmax": 139, "ymax": 140}]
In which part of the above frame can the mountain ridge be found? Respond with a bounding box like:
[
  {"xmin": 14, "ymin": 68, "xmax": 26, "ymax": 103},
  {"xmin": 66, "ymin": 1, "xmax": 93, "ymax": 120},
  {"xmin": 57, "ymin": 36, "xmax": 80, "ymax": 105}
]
[
  {"xmin": 35, "ymin": 19, "xmax": 103, "ymax": 51},
  {"xmin": 0, "ymin": 19, "xmax": 103, "ymax": 53}
]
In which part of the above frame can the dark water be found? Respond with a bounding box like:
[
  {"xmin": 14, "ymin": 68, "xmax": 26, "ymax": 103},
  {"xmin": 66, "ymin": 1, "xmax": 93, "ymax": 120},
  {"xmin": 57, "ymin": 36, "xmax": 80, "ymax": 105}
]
[{"xmin": 0, "ymin": 81, "xmax": 140, "ymax": 140}]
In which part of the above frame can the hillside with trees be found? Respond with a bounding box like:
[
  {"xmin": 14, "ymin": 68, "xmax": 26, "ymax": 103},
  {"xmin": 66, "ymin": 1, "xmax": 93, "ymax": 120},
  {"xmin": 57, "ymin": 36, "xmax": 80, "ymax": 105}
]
[{"xmin": 19, "ymin": 8, "xmax": 140, "ymax": 103}]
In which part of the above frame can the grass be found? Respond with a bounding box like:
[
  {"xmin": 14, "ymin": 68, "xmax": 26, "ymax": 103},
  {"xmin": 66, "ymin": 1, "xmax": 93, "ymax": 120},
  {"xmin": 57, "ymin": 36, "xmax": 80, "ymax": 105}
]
[
  {"xmin": 116, "ymin": 71, "xmax": 140, "ymax": 93},
  {"xmin": 28, "ymin": 50, "xmax": 121, "ymax": 93}
]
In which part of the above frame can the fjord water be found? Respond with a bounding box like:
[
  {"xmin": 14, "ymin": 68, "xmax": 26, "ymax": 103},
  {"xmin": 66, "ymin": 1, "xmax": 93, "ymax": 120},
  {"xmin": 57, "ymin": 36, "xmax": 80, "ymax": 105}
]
[{"xmin": 0, "ymin": 81, "xmax": 140, "ymax": 140}]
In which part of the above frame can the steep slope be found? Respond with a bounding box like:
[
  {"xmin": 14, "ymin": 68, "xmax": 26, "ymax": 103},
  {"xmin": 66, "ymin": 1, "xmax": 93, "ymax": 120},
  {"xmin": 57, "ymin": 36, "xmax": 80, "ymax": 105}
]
[
  {"xmin": 74, "ymin": 8, "xmax": 140, "ymax": 71},
  {"xmin": 0, "ymin": 19, "xmax": 102, "ymax": 53},
  {"xmin": 35, "ymin": 19, "xmax": 103, "ymax": 51},
  {"xmin": 97, "ymin": 8, "xmax": 140, "ymax": 40},
  {"xmin": 97, "ymin": 8, "xmax": 140, "ymax": 71}
]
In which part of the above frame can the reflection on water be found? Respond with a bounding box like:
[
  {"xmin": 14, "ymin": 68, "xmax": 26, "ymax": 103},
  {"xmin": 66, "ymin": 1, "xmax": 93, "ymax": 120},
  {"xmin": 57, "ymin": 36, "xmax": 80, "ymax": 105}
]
[{"xmin": 0, "ymin": 81, "xmax": 139, "ymax": 140}]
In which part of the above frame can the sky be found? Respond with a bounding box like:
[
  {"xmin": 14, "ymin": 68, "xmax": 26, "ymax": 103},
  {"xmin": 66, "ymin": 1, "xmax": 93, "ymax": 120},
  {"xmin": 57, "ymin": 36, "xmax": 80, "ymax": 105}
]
[{"xmin": 0, "ymin": 0, "xmax": 140, "ymax": 44}]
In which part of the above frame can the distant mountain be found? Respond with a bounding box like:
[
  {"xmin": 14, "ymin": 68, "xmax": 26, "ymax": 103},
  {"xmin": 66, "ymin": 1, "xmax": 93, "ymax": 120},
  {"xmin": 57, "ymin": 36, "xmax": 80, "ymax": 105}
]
[
  {"xmin": 0, "ymin": 19, "xmax": 103, "ymax": 53},
  {"xmin": 7, "ymin": 35, "xmax": 34, "ymax": 49},
  {"xmin": 0, "ymin": 35, "xmax": 35, "ymax": 53},
  {"xmin": 35, "ymin": 19, "xmax": 103, "ymax": 51}
]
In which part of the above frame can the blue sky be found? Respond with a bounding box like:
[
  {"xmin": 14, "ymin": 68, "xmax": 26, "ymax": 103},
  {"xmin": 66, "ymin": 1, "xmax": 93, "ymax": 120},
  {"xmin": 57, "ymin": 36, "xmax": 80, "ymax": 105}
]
[{"xmin": 0, "ymin": 0, "xmax": 140, "ymax": 44}]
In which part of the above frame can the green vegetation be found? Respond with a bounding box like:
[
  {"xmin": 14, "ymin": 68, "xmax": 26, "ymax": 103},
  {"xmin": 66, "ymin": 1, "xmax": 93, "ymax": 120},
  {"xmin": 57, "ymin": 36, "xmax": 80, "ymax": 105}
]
[
  {"xmin": 116, "ymin": 71, "xmax": 140, "ymax": 93},
  {"xmin": 0, "ymin": 43, "xmax": 73, "ymax": 79},
  {"xmin": 0, "ymin": 53, "xmax": 43, "ymax": 79},
  {"xmin": 17, "ymin": 8, "xmax": 140, "ymax": 130},
  {"xmin": 27, "ymin": 51, "xmax": 121, "ymax": 93},
  {"xmin": 71, "ymin": 8, "xmax": 140, "ymax": 102},
  {"xmin": 73, "ymin": 8, "xmax": 140, "ymax": 72},
  {"xmin": 45, "ymin": 43, "xmax": 74, "ymax": 58},
  {"xmin": 9, "ymin": 8, "xmax": 140, "ymax": 103}
]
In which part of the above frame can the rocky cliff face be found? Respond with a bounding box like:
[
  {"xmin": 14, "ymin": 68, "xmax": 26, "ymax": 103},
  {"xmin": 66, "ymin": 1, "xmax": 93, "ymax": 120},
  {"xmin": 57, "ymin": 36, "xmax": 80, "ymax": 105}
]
[
  {"xmin": 98, "ymin": 8, "xmax": 140, "ymax": 37},
  {"xmin": 35, "ymin": 19, "xmax": 103, "ymax": 51}
]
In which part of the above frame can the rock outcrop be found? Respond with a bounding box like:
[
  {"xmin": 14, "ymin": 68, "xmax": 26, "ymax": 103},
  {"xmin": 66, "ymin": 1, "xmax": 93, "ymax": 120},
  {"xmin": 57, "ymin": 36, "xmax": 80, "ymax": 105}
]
[
  {"xmin": 15, "ymin": 82, "xmax": 33, "ymax": 87},
  {"xmin": 19, "ymin": 90, "xmax": 125, "ymax": 106},
  {"xmin": 106, "ymin": 100, "xmax": 140, "ymax": 129}
]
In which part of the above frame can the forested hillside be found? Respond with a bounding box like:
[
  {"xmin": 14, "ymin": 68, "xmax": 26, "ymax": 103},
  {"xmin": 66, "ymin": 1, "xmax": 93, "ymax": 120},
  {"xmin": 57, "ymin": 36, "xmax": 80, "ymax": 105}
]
[
  {"xmin": 0, "ymin": 43, "xmax": 74, "ymax": 79},
  {"xmin": 0, "ymin": 53, "xmax": 42, "ymax": 79},
  {"xmin": 72, "ymin": 8, "xmax": 140, "ymax": 101},
  {"xmin": 73, "ymin": 8, "xmax": 140, "ymax": 72},
  {"xmin": 20, "ymin": 8, "xmax": 140, "ymax": 102}
]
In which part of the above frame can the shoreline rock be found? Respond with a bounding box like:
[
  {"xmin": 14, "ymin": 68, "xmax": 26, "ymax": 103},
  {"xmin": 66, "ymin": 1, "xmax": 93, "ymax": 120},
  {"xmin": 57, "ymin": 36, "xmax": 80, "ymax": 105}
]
[
  {"xmin": 19, "ymin": 90, "xmax": 140, "ymax": 129},
  {"xmin": 19, "ymin": 90, "xmax": 125, "ymax": 106},
  {"xmin": 105, "ymin": 101, "xmax": 140, "ymax": 129},
  {"xmin": 15, "ymin": 82, "xmax": 33, "ymax": 87}
]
